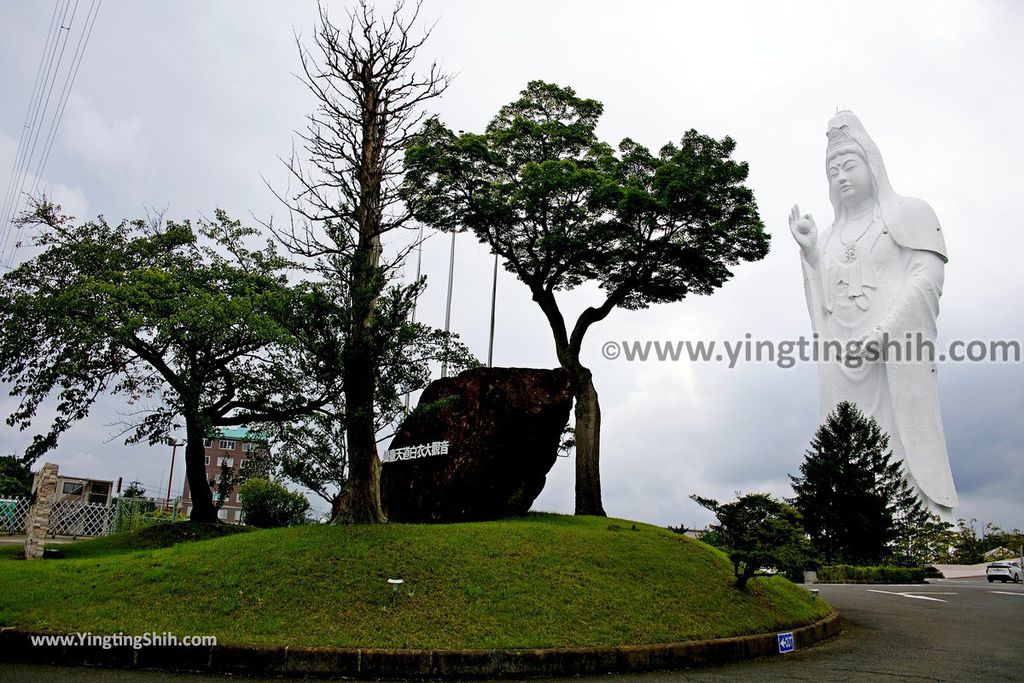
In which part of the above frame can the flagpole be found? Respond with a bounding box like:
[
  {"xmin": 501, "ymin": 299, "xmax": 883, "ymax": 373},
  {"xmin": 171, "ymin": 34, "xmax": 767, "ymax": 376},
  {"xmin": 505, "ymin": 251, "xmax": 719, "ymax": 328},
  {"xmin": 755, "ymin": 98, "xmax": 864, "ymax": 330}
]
[
  {"xmin": 441, "ymin": 231, "xmax": 456, "ymax": 378},
  {"xmin": 405, "ymin": 224, "xmax": 425, "ymax": 411},
  {"xmin": 487, "ymin": 253, "xmax": 498, "ymax": 367}
]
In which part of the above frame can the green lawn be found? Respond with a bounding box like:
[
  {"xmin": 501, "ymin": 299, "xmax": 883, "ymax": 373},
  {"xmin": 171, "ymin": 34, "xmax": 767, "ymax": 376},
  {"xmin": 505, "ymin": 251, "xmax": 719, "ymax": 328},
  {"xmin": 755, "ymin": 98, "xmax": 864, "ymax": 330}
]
[{"xmin": 0, "ymin": 514, "xmax": 830, "ymax": 649}]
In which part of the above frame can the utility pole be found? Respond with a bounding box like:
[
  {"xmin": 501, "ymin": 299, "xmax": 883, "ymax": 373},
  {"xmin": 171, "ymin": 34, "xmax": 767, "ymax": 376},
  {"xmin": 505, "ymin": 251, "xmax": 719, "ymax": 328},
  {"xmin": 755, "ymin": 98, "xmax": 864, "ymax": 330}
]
[{"xmin": 165, "ymin": 441, "xmax": 183, "ymax": 511}]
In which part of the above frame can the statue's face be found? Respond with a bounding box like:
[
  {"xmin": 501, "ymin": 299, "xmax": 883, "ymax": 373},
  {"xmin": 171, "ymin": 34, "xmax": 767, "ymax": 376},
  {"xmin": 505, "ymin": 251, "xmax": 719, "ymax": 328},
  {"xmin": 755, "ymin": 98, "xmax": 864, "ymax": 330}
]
[{"xmin": 827, "ymin": 152, "xmax": 873, "ymax": 205}]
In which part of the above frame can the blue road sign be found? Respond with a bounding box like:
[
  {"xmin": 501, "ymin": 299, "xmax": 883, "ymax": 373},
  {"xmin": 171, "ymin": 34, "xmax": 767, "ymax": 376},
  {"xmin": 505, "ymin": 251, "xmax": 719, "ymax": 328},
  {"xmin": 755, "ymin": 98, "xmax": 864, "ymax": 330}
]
[{"xmin": 778, "ymin": 631, "xmax": 795, "ymax": 654}]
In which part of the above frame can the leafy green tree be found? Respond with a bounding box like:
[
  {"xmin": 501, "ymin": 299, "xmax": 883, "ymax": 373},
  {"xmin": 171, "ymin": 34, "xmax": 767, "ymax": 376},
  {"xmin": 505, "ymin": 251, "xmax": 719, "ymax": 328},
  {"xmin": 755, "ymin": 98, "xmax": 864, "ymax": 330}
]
[
  {"xmin": 691, "ymin": 493, "xmax": 811, "ymax": 590},
  {"xmin": 890, "ymin": 497, "xmax": 953, "ymax": 567},
  {"xmin": 940, "ymin": 520, "xmax": 1024, "ymax": 565},
  {"xmin": 0, "ymin": 202, "xmax": 343, "ymax": 523},
  {"xmin": 277, "ymin": 414, "xmax": 349, "ymax": 521},
  {"xmin": 238, "ymin": 477, "xmax": 310, "ymax": 528},
  {"xmin": 121, "ymin": 480, "xmax": 147, "ymax": 498},
  {"xmin": 271, "ymin": 1, "xmax": 452, "ymax": 523},
  {"xmin": 0, "ymin": 456, "xmax": 33, "ymax": 497},
  {"xmin": 790, "ymin": 401, "xmax": 944, "ymax": 565},
  {"xmin": 404, "ymin": 81, "xmax": 768, "ymax": 515},
  {"xmin": 979, "ymin": 523, "xmax": 1024, "ymax": 562}
]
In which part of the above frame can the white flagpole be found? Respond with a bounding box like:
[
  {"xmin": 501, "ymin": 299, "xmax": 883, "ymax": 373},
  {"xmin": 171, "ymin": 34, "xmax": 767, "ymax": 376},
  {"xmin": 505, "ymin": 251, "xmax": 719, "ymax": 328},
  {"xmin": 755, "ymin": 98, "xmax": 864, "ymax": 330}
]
[
  {"xmin": 487, "ymin": 253, "xmax": 498, "ymax": 367},
  {"xmin": 441, "ymin": 231, "xmax": 456, "ymax": 378}
]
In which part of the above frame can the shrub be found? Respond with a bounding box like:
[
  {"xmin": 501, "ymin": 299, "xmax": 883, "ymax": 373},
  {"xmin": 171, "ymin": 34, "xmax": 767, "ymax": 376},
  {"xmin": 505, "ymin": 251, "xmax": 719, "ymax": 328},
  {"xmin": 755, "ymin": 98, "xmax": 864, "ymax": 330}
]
[
  {"xmin": 690, "ymin": 493, "xmax": 811, "ymax": 590},
  {"xmin": 238, "ymin": 478, "xmax": 309, "ymax": 528},
  {"xmin": 817, "ymin": 565, "xmax": 926, "ymax": 584}
]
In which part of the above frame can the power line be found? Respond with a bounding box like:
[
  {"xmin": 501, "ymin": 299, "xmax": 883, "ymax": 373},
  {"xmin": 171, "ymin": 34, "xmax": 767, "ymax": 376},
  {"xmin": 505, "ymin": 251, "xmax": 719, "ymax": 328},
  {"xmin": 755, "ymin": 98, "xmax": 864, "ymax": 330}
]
[
  {"xmin": 27, "ymin": 0, "xmax": 103, "ymax": 210},
  {"xmin": 0, "ymin": 0, "xmax": 76, "ymax": 258},
  {"xmin": 0, "ymin": 0, "xmax": 101, "ymax": 268},
  {"xmin": 0, "ymin": 0, "xmax": 65, "ymax": 248},
  {"xmin": 0, "ymin": 2, "xmax": 60, "ymax": 235}
]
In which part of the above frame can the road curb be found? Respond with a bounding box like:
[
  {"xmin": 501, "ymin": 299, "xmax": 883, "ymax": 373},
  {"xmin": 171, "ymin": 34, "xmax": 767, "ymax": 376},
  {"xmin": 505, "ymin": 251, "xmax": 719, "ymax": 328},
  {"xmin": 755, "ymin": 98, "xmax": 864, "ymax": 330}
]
[{"xmin": 0, "ymin": 612, "xmax": 841, "ymax": 679}]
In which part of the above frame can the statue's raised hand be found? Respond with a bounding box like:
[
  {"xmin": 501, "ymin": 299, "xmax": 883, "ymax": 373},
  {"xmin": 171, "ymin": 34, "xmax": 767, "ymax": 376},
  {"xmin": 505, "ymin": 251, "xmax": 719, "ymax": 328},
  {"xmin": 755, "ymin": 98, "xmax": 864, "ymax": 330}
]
[{"xmin": 789, "ymin": 204, "xmax": 818, "ymax": 258}]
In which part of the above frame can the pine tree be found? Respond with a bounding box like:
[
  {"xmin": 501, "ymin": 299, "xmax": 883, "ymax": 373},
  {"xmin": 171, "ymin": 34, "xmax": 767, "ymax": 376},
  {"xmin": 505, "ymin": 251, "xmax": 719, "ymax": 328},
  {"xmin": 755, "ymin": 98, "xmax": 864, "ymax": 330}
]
[{"xmin": 790, "ymin": 401, "xmax": 936, "ymax": 565}]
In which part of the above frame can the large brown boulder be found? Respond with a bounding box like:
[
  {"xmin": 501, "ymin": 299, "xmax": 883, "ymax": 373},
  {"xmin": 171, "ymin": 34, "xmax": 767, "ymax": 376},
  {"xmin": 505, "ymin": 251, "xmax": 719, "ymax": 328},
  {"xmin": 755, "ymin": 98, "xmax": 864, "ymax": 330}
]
[{"xmin": 380, "ymin": 367, "xmax": 572, "ymax": 523}]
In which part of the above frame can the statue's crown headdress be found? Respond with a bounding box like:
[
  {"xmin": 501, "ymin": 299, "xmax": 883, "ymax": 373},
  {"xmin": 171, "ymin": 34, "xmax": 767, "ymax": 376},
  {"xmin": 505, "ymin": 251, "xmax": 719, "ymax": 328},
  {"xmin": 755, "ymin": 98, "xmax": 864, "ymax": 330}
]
[
  {"xmin": 826, "ymin": 122, "xmax": 866, "ymax": 159},
  {"xmin": 827, "ymin": 124, "xmax": 853, "ymax": 146}
]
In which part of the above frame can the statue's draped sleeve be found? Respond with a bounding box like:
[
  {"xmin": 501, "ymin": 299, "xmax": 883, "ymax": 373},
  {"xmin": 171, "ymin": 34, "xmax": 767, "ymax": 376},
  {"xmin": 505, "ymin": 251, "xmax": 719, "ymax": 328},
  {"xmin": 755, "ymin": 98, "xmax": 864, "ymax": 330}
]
[
  {"xmin": 800, "ymin": 242, "xmax": 833, "ymax": 417},
  {"xmin": 800, "ymin": 242, "xmax": 828, "ymax": 335},
  {"xmin": 877, "ymin": 211, "xmax": 958, "ymax": 508}
]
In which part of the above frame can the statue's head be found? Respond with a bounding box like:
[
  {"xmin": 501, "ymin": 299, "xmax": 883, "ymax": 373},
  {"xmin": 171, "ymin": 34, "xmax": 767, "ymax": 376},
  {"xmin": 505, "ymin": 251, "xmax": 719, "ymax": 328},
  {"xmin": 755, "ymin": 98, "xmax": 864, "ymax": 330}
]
[
  {"xmin": 827, "ymin": 142, "xmax": 874, "ymax": 207},
  {"xmin": 825, "ymin": 111, "xmax": 896, "ymax": 222}
]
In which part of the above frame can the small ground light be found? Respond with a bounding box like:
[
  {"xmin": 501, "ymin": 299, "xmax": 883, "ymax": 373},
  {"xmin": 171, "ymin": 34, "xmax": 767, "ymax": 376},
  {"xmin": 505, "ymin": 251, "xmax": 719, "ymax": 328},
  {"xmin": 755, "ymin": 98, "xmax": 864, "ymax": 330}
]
[
  {"xmin": 387, "ymin": 578, "xmax": 404, "ymax": 607},
  {"xmin": 810, "ymin": 589, "xmax": 820, "ymax": 599}
]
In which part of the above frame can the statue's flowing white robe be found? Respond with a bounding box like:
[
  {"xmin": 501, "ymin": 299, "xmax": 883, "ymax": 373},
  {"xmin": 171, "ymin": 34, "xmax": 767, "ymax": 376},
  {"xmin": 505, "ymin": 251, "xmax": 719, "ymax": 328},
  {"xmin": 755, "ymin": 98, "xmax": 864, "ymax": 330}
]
[{"xmin": 800, "ymin": 112, "xmax": 958, "ymax": 523}]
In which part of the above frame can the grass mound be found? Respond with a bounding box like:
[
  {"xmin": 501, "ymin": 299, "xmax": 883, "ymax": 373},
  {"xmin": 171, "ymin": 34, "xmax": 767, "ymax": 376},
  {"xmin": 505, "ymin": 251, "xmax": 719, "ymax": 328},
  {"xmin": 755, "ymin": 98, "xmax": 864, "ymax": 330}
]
[
  {"xmin": 53, "ymin": 521, "xmax": 252, "ymax": 559},
  {"xmin": 0, "ymin": 514, "xmax": 830, "ymax": 649}
]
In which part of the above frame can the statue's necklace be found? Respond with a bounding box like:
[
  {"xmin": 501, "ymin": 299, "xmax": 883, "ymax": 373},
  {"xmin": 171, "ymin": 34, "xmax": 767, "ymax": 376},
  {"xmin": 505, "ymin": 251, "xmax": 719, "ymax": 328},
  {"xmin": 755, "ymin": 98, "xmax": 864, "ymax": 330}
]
[{"xmin": 840, "ymin": 214, "xmax": 877, "ymax": 262}]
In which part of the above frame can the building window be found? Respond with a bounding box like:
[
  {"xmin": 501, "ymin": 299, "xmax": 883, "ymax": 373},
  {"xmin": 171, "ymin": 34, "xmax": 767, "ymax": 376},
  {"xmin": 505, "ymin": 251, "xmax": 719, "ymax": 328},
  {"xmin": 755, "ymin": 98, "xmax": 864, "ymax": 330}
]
[
  {"xmin": 62, "ymin": 482, "xmax": 84, "ymax": 496},
  {"xmin": 219, "ymin": 440, "xmax": 235, "ymax": 450},
  {"xmin": 88, "ymin": 483, "xmax": 110, "ymax": 505},
  {"xmin": 242, "ymin": 441, "xmax": 253, "ymax": 452},
  {"xmin": 217, "ymin": 457, "xmax": 234, "ymax": 468},
  {"xmin": 218, "ymin": 508, "xmax": 229, "ymax": 521},
  {"xmin": 203, "ymin": 438, "xmax": 212, "ymax": 447},
  {"xmin": 204, "ymin": 455, "xmax": 210, "ymax": 465}
]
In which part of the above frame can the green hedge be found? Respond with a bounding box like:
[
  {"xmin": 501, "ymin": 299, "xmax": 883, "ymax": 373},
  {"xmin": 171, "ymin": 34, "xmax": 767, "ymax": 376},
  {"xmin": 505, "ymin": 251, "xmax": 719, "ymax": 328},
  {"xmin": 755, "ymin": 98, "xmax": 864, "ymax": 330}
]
[
  {"xmin": 817, "ymin": 565, "xmax": 926, "ymax": 584},
  {"xmin": 238, "ymin": 478, "xmax": 309, "ymax": 528}
]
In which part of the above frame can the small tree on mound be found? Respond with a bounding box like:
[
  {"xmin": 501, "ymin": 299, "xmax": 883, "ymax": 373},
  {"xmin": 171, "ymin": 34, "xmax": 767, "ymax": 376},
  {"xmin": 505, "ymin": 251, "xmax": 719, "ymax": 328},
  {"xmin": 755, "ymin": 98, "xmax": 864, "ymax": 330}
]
[
  {"xmin": 404, "ymin": 81, "xmax": 769, "ymax": 516},
  {"xmin": 239, "ymin": 478, "xmax": 310, "ymax": 528},
  {"xmin": 691, "ymin": 493, "xmax": 810, "ymax": 590}
]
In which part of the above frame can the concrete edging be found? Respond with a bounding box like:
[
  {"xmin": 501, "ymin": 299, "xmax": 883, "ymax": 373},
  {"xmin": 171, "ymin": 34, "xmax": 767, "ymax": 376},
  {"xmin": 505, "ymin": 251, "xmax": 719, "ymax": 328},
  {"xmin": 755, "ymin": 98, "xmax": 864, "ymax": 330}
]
[{"xmin": 0, "ymin": 612, "xmax": 841, "ymax": 679}]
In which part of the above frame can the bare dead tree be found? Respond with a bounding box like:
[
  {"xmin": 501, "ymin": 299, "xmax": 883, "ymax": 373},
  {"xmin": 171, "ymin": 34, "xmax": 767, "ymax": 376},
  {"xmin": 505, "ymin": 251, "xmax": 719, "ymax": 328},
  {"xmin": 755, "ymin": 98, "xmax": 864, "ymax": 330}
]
[{"xmin": 269, "ymin": 0, "xmax": 450, "ymax": 522}]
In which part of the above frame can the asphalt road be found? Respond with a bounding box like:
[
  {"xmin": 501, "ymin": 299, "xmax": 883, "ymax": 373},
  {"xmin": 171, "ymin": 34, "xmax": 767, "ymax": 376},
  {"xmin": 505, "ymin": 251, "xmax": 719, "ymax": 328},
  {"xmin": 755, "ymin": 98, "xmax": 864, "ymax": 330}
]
[
  {"xmin": 2, "ymin": 579, "xmax": 1022, "ymax": 682},
  {"xmin": 604, "ymin": 579, "xmax": 1024, "ymax": 682}
]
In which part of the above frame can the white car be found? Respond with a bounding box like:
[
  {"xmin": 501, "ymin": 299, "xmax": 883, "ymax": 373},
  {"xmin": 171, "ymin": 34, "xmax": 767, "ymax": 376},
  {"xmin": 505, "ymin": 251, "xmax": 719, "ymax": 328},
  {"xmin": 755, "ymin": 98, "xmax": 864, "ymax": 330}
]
[{"xmin": 986, "ymin": 560, "xmax": 1023, "ymax": 583}]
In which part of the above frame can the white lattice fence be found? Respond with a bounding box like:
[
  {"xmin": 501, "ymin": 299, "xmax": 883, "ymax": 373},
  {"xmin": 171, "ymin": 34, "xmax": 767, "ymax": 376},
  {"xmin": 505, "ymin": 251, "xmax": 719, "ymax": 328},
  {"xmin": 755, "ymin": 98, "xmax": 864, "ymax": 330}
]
[
  {"xmin": 48, "ymin": 499, "xmax": 116, "ymax": 537},
  {"xmin": 0, "ymin": 497, "xmax": 30, "ymax": 534}
]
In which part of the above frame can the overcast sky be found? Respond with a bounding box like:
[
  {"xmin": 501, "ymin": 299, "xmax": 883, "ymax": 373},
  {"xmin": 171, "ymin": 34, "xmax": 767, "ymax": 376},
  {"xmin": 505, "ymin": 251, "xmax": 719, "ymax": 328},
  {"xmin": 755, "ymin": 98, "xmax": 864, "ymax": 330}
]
[{"xmin": 1, "ymin": 1, "xmax": 1021, "ymax": 530}]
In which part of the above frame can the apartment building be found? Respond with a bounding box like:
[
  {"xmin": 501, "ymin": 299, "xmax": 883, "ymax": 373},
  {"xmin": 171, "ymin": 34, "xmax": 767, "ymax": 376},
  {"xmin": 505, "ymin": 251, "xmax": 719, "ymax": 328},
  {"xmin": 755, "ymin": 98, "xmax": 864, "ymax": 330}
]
[{"xmin": 180, "ymin": 428, "xmax": 268, "ymax": 523}]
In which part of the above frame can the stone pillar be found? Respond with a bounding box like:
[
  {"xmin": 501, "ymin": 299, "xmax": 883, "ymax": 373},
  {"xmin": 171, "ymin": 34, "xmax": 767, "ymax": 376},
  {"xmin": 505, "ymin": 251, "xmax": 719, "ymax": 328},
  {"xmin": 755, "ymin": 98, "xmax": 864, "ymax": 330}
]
[{"xmin": 24, "ymin": 463, "xmax": 59, "ymax": 560}]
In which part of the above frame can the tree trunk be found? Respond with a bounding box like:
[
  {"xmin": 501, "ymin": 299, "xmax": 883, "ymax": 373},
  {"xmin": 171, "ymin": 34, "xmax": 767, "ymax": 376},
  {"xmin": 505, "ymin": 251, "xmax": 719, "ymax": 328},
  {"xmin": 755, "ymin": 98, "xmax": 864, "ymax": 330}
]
[
  {"xmin": 341, "ymin": 238, "xmax": 386, "ymax": 523},
  {"xmin": 342, "ymin": 382, "xmax": 385, "ymax": 523},
  {"xmin": 533, "ymin": 287, "xmax": 608, "ymax": 518},
  {"xmin": 329, "ymin": 490, "xmax": 348, "ymax": 523},
  {"xmin": 185, "ymin": 419, "xmax": 217, "ymax": 523},
  {"xmin": 735, "ymin": 566, "xmax": 753, "ymax": 591},
  {"xmin": 569, "ymin": 364, "xmax": 606, "ymax": 517},
  {"xmin": 338, "ymin": 60, "xmax": 388, "ymax": 524}
]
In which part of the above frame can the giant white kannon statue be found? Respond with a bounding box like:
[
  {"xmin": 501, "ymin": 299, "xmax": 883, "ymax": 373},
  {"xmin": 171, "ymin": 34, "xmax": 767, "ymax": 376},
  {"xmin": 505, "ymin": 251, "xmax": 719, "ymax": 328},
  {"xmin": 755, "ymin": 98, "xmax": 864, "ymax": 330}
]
[{"xmin": 789, "ymin": 111, "xmax": 957, "ymax": 523}]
